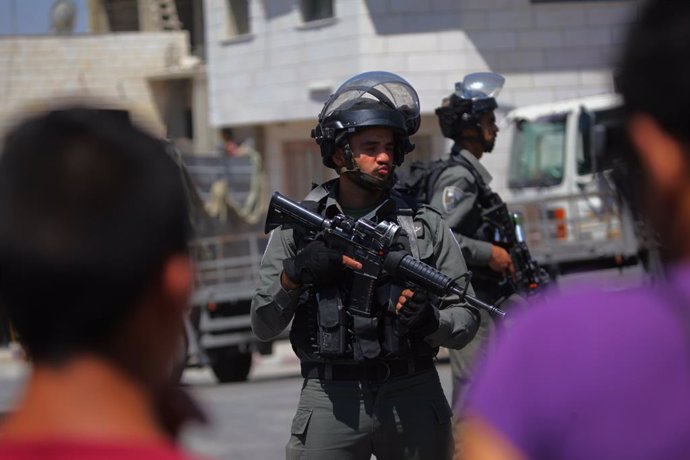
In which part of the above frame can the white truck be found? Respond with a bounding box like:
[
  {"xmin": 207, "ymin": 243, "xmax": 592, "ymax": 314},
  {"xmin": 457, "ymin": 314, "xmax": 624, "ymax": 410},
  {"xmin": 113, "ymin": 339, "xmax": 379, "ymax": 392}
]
[{"xmin": 503, "ymin": 94, "xmax": 660, "ymax": 278}]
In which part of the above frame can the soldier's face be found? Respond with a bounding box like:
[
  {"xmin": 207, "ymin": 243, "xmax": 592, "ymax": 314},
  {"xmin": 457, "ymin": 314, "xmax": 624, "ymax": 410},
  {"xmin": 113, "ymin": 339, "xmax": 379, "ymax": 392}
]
[
  {"xmin": 479, "ymin": 110, "xmax": 499, "ymax": 152},
  {"xmin": 346, "ymin": 127, "xmax": 395, "ymax": 180}
]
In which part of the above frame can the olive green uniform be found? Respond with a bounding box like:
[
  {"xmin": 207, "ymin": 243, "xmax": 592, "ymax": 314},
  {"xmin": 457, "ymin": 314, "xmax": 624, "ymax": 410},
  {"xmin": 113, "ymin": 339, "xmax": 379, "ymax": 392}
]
[
  {"xmin": 252, "ymin": 179, "xmax": 479, "ymax": 460},
  {"xmin": 429, "ymin": 145, "xmax": 524, "ymax": 413}
]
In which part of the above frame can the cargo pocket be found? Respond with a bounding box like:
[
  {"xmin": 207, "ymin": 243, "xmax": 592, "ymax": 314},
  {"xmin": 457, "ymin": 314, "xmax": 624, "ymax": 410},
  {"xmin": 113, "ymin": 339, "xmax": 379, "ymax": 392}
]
[
  {"xmin": 430, "ymin": 398, "xmax": 453, "ymax": 425},
  {"xmin": 290, "ymin": 408, "xmax": 313, "ymax": 436}
]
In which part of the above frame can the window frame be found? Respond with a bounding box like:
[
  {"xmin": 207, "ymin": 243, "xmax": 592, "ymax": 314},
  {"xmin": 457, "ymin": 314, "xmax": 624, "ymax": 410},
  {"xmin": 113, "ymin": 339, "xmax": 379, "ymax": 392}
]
[
  {"xmin": 300, "ymin": 0, "xmax": 335, "ymax": 24},
  {"xmin": 225, "ymin": 0, "xmax": 251, "ymax": 40}
]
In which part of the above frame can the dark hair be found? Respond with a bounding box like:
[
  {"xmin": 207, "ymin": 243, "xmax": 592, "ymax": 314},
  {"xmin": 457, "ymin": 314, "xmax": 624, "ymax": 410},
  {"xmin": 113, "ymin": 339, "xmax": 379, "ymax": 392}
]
[
  {"xmin": 220, "ymin": 127, "xmax": 235, "ymax": 142},
  {"xmin": 616, "ymin": 0, "xmax": 690, "ymax": 144},
  {"xmin": 0, "ymin": 107, "xmax": 190, "ymax": 363}
]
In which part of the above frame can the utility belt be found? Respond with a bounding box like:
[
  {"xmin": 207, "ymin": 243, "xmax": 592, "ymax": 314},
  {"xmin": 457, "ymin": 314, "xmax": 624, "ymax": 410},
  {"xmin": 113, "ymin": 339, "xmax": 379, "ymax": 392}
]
[{"xmin": 301, "ymin": 356, "xmax": 435, "ymax": 383}]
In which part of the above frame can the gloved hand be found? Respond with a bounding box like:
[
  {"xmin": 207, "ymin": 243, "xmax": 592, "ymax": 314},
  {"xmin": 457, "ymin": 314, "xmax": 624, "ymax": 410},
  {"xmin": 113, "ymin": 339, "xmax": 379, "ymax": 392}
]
[
  {"xmin": 283, "ymin": 240, "xmax": 344, "ymax": 287},
  {"xmin": 396, "ymin": 288, "xmax": 440, "ymax": 337}
]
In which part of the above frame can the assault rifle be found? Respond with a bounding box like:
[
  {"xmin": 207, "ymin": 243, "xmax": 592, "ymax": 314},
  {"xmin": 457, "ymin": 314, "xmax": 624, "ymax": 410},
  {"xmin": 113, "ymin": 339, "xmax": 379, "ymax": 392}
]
[
  {"xmin": 265, "ymin": 192, "xmax": 506, "ymax": 320},
  {"xmin": 482, "ymin": 193, "xmax": 550, "ymax": 296}
]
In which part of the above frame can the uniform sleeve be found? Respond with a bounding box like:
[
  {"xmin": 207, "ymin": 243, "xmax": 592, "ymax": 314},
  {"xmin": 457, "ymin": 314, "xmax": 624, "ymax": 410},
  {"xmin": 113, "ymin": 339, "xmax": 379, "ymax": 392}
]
[
  {"xmin": 250, "ymin": 227, "xmax": 302, "ymax": 341},
  {"xmin": 429, "ymin": 167, "xmax": 493, "ymax": 266},
  {"xmin": 417, "ymin": 207, "xmax": 480, "ymax": 349}
]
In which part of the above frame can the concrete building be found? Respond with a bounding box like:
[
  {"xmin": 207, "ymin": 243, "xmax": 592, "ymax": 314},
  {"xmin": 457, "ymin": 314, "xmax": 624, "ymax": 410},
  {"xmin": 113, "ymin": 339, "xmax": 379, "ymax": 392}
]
[
  {"xmin": 0, "ymin": 0, "xmax": 214, "ymax": 153},
  {"xmin": 205, "ymin": 0, "xmax": 638, "ymax": 197}
]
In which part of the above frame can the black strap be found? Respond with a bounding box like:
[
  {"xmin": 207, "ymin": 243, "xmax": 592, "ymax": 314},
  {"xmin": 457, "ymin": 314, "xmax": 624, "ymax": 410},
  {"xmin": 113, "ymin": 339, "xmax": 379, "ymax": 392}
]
[
  {"xmin": 452, "ymin": 153, "xmax": 493, "ymax": 198},
  {"xmin": 301, "ymin": 357, "xmax": 435, "ymax": 382},
  {"xmin": 303, "ymin": 179, "xmax": 336, "ymax": 209}
]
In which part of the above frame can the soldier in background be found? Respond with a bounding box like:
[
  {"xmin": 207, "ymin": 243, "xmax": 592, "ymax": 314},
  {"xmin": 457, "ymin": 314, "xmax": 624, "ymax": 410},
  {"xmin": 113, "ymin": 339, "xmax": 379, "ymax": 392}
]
[
  {"xmin": 430, "ymin": 73, "xmax": 527, "ymax": 414},
  {"xmin": 460, "ymin": 1, "xmax": 690, "ymax": 459}
]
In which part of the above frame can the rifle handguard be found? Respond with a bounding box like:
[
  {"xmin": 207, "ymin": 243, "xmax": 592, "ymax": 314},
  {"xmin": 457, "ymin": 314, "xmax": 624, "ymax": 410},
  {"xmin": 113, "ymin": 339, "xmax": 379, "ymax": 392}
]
[{"xmin": 384, "ymin": 251, "xmax": 506, "ymax": 318}]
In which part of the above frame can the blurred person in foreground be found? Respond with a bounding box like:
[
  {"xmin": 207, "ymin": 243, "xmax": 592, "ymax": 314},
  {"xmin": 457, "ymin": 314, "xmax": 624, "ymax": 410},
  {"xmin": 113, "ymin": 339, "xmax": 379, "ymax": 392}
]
[
  {"xmin": 458, "ymin": 1, "xmax": 690, "ymax": 459},
  {"xmin": 0, "ymin": 107, "xmax": 205, "ymax": 459}
]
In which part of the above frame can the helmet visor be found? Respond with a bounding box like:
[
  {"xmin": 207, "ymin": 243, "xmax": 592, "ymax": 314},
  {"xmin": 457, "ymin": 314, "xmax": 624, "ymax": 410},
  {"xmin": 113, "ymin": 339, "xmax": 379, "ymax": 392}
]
[
  {"xmin": 320, "ymin": 71, "xmax": 420, "ymax": 133},
  {"xmin": 455, "ymin": 72, "xmax": 505, "ymax": 101}
]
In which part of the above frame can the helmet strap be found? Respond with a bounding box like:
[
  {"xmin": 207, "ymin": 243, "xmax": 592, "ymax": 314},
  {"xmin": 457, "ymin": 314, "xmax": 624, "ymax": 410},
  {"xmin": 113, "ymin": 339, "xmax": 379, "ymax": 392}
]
[
  {"xmin": 340, "ymin": 168, "xmax": 395, "ymax": 191},
  {"xmin": 342, "ymin": 141, "xmax": 357, "ymax": 170}
]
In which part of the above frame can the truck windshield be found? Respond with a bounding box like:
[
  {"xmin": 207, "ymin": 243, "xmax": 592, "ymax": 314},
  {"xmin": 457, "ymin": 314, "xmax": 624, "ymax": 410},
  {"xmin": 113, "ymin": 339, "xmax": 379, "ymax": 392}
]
[{"xmin": 508, "ymin": 114, "xmax": 567, "ymax": 189}]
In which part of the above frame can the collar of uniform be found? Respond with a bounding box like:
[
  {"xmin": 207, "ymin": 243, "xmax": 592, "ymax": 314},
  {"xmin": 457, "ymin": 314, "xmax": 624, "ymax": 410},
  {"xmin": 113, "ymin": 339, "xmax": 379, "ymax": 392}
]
[
  {"xmin": 452, "ymin": 144, "xmax": 493, "ymax": 185},
  {"xmin": 323, "ymin": 181, "xmax": 344, "ymax": 217},
  {"xmin": 322, "ymin": 180, "xmax": 394, "ymax": 221}
]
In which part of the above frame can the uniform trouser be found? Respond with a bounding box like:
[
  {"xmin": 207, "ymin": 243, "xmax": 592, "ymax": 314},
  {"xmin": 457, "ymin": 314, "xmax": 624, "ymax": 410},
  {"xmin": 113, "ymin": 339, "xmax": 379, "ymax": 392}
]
[
  {"xmin": 449, "ymin": 291, "xmax": 527, "ymax": 415},
  {"xmin": 286, "ymin": 368, "xmax": 453, "ymax": 460},
  {"xmin": 449, "ymin": 291, "xmax": 526, "ymax": 458}
]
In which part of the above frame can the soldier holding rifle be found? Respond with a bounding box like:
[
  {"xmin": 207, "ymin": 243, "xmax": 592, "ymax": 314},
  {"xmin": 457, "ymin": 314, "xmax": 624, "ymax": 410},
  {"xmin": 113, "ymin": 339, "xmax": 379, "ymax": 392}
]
[
  {"xmin": 429, "ymin": 73, "xmax": 545, "ymax": 415},
  {"xmin": 251, "ymin": 71, "xmax": 482, "ymax": 460}
]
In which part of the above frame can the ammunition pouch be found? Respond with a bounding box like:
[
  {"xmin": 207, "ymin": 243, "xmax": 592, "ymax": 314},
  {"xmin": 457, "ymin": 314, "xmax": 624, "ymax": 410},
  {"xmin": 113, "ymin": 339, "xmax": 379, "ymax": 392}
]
[
  {"xmin": 352, "ymin": 314, "xmax": 381, "ymax": 361},
  {"xmin": 314, "ymin": 287, "xmax": 349, "ymax": 357}
]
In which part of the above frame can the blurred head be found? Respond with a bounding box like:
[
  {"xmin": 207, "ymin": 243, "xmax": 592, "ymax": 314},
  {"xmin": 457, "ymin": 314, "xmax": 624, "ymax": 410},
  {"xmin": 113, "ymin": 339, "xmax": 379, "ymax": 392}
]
[
  {"xmin": 220, "ymin": 127, "xmax": 239, "ymax": 157},
  {"xmin": 312, "ymin": 71, "xmax": 420, "ymax": 191},
  {"xmin": 0, "ymin": 106, "xmax": 193, "ymax": 385},
  {"xmin": 436, "ymin": 72, "xmax": 504, "ymax": 155},
  {"xmin": 616, "ymin": 0, "xmax": 690, "ymax": 261}
]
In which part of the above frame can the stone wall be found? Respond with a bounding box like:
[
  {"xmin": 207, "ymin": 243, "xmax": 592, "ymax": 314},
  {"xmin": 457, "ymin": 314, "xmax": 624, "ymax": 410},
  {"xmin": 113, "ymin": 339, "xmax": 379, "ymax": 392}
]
[{"xmin": 0, "ymin": 31, "xmax": 190, "ymax": 137}]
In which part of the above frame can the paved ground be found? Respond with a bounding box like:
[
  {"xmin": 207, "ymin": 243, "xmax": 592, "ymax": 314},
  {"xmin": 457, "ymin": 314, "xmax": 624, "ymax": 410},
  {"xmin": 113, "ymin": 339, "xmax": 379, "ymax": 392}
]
[{"xmin": 0, "ymin": 266, "xmax": 648, "ymax": 458}]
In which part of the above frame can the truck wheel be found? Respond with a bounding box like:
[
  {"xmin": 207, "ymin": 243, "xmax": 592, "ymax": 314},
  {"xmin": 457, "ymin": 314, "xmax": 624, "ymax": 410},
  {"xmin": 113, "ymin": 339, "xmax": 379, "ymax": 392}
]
[{"xmin": 207, "ymin": 346, "xmax": 252, "ymax": 383}]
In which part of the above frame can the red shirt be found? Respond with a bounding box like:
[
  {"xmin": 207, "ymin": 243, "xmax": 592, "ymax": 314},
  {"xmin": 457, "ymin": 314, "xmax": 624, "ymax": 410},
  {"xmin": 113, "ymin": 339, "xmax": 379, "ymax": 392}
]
[{"xmin": 0, "ymin": 439, "xmax": 203, "ymax": 460}]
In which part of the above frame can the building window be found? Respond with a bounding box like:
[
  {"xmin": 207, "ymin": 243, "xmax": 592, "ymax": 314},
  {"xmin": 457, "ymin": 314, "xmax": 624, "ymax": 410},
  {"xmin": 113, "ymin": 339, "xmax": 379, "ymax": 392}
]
[
  {"xmin": 226, "ymin": 0, "xmax": 250, "ymax": 37},
  {"xmin": 300, "ymin": 0, "xmax": 334, "ymax": 23},
  {"xmin": 103, "ymin": 0, "xmax": 140, "ymax": 32}
]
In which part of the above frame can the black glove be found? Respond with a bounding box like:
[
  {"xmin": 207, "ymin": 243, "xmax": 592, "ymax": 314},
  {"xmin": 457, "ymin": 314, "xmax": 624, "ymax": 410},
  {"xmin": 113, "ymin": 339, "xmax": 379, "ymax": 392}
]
[
  {"xmin": 283, "ymin": 240, "xmax": 343, "ymax": 287},
  {"xmin": 398, "ymin": 290, "xmax": 440, "ymax": 337}
]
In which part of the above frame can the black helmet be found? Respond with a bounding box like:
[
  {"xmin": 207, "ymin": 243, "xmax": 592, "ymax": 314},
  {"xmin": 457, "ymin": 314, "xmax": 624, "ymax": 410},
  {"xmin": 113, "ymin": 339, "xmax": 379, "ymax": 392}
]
[
  {"xmin": 312, "ymin": 71, "xmax": 421, "ymax": 169},
  {"xmin": 436, "ymin": 72, "xmax": 504, "ymax": 140}
]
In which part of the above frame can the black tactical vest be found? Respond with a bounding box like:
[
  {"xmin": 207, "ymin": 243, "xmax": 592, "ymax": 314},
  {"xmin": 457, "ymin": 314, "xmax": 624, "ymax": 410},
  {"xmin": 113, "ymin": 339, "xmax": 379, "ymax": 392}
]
[{"xmin": 288, "ymin": 180, "xmax": 437, "ymax": 364}]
